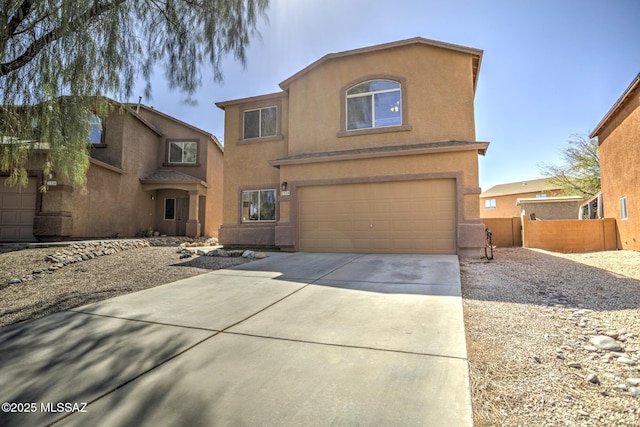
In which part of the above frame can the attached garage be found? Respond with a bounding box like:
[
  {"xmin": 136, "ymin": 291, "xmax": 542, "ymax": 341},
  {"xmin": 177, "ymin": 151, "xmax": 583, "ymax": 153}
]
[
  {"xmin": 297, "ymin": 179, "xmax": 457, "ymax": 254},
  {"xmin": 0, "ymin": 177, "xmax": 37, "ymax": 242}
]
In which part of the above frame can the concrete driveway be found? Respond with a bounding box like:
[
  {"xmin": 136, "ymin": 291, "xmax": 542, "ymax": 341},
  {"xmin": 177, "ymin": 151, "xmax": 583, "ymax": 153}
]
[{"xmin": 0, "ymin": 253, "xmax": 472, "ymax": 426}]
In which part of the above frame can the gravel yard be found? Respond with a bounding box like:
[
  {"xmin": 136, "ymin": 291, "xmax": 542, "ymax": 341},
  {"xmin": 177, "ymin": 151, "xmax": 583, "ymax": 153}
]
[
  {"xmin": 462, "ymin": 247, "xmax": 640, "ymax": 426},
  {"xmin": 0, "ymin": 244, "xmax": 252, "ymax": 327},
  {"xmin": 1, "ymin": 242, "xmax": 639, "ymax": 425}
]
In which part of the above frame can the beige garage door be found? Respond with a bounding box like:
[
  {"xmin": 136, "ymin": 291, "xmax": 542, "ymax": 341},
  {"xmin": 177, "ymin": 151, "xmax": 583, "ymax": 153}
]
[
  {"xmin": 298, "ymin": 179, "xmax": 457, "ymax": 254},
  {"xmin": 0, "ymin": 177, "xmax": 37, "ymax": 242}
]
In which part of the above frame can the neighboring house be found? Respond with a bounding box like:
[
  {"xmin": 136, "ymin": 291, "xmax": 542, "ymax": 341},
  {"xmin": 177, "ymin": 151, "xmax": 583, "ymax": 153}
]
[
  {"xmin": 0, "ymin": 100, "xmax": 223, "ymax": 242},
  {"xmin": 590, "ymin": 73, "xmax": 640, "ymax": 251},
  {"xmin": 516, "ymin": 196, "xmax": 585, "ymax": 220},
  {"xmin": 216, "ymin": 37, "xmax": 489, "ymax": 256},
  {"xmin": 480, "ymin": 178, "xmax": 562, "ymax": 218}
]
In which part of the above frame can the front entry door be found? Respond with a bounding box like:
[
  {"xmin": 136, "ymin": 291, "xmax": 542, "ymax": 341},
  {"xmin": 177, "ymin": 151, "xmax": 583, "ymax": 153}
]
[{"xmin": 176, "ymin": 198, "xmax": 189, "ymax": 236}]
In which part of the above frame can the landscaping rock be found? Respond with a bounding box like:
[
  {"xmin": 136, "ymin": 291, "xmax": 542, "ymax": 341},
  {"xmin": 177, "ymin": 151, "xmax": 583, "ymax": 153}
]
[
  {"xmin": 617, "ymin": 357, "xmax": 636, "ymax": 365},
  {"xmin": 585, "ymin": 373, "xmax": 600, "ymax": 384},
  {"xmin": 242, "ymin": 250, "xmax": 256, "ymax": 258},
  {"xmin": 206, "ymin": 249, "xmax": 228, "ymax": 257},
  {"xmin": 589, "ymin": 335, "xmax": 622, "ymax": 351}
]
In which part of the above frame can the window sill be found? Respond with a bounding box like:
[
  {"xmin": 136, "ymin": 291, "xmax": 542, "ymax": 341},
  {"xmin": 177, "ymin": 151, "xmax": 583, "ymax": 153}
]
[
  {"xmin": 90, "ymin": 143, "xmax": 107, "ymax": 148},
  {"xmin": 240, "ymin": 221, "xmax": 277, "ymax": 225},
  {"xmin": 162, "ymin": 162, "xmax": 201, "ymax": 167},
  {"xmin": 237, "ymin": 135, "xmax": 284, "ymax": 144},
  {"xmin": 336, "ymin": 124, "xmax": 412, "ymax": 138}
]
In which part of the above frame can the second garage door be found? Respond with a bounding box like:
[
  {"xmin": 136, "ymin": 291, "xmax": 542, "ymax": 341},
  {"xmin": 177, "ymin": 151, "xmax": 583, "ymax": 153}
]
[
  {"xmin": 0, "ymin": 177, "xmax": 37, "ymax": 242},
  {"xmin": 297, "ymin": 179, "xmax": 457, "ymax": 254}
]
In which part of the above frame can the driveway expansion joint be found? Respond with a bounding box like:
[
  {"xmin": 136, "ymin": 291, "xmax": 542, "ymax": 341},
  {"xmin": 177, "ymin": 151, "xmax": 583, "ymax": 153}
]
[
  {"xmin": 223, "ymin": 330, "xmax": 469, "ymax": 361},
  {"xmin": 66, "ymin": 309, "xmax": 222, "ymax": 332}
]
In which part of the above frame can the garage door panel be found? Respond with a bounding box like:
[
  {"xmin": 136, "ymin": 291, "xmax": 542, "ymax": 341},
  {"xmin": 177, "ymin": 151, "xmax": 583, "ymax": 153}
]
[
  {"xmin": 0, "ymin": 177, "xmax": 37, "ymax": 242},
  {"xmin": 298, "ymin": 179, "xmax": 456, "ymax": 254}
]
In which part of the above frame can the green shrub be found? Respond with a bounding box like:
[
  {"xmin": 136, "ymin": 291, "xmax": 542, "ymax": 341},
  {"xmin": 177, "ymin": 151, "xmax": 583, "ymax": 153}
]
[{"xmin": 135, "ymin": 227, "xmax": 154, "ymax": 238}]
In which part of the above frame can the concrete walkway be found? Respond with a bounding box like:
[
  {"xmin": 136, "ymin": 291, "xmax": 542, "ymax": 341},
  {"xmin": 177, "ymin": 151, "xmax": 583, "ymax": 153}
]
[{"xmin": 0, "ymin": 253, "xmax": 472, "ymax": 426}]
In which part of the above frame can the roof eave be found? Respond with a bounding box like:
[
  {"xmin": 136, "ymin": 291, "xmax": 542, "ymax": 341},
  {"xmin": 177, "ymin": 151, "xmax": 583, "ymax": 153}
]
[
  {"xmin": 279, "ymin": 37, "xmax": 483, "ymax": 91},
  {"xmin": 215, "ymin": 91, "xmax": 288, "ymax": 110},
  {"xmin": 590, "ymin": 72, "xmax": 640, "ymax": 139},
  {"xmin": 269, "ymin": 140, "xmax": 489, "ymax": 168}
]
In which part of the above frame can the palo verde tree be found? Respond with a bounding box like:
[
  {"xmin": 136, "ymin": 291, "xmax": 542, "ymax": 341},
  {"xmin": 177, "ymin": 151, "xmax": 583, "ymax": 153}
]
[
  {"xmin": 1, "ymin": 0, "xmax": 269, "ymax": 189},
  {"xmin": 539, "ymin": 133, "xmax": 601, "ymax": 198}
]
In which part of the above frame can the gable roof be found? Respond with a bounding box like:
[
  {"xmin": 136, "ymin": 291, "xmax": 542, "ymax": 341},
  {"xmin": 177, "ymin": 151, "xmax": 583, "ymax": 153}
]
[
  {"xmin": 590, "ymin": 72, "xmax": 640, "ymax": 139},
  {"xmin": 126, "ymin": 103, "xmax": 224, "ymax": 153},
  {"xmin": 481, "ymin": 178, "xmax": 559, "ymax": 198},
  {"xmin": 279, "ymin": 37, "xmax": 483, "ymax": 92}
]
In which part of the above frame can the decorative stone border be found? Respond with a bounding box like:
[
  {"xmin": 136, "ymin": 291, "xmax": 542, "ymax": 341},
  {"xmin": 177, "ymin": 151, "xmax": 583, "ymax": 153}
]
[{"xmin": 2, "ymin": 236, "xmax": 263, "ymax": 287}]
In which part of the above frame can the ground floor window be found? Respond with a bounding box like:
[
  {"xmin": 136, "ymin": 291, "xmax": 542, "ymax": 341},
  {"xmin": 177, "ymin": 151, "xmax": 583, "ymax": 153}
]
[
  {"xmin": 164, "ymin": 198, "xmax": 176, "ymax": 220},
  {"xmin": 242, "ymin": 189, "xmax": 276, "ymax": 222}
]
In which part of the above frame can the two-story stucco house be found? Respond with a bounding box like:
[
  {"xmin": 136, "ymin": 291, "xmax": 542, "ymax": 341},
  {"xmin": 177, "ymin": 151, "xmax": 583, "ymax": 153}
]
[
  {"xmin": 216, "ymin": 37, "xmax": 489, "ymax": 256},
  {"xmin": 591, "ymin": 73, "xmax": 640, "ymax": 251},
  {"xmin": 0, "ymin": 99, "xmax": 223, "ymax": 242}
]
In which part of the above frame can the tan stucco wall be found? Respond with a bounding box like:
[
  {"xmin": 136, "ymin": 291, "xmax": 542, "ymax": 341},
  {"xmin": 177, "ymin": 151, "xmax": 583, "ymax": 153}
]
[
  {"xmin": 286, "ymin": 43, "xmax": 477, "ymax": 156},
  {"xmin": 71, "ymin": 114, "xmax": 160, "ymax": 237},
  {"xmin": 598, "ymin": 89, "xmax": 640, "ymax": 250},
  {"xmin": 518, "ymin": 200, "xmax": 583, "ymax": 220},
  {"xmin": 205, "ymin": 139, "xmax": 224, "ymax": 237},
  {"xmin": 220, "ymin": 95, "xmax": 288, "ymax": 225},
  {"xmin": 523, "ymin": 218, "xmax": 617, "ymax": 253},
  {"xmin": 280, "ymin": 150, "xmax": 480, "ymax": 218}
]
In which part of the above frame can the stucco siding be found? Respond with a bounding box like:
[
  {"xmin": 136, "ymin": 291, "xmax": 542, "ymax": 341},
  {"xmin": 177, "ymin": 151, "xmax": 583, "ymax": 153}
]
[
  {"xmin": 598, "ymin": 91, "xmax": 640, "ymax": 250},
  {"xmin": 286, "ymin": 44, "xmax": 476, "ymax": 156}
]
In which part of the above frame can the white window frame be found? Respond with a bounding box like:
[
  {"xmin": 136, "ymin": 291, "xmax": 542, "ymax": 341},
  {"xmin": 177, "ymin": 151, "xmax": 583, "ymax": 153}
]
[
  {"xmin": 164, "ymin": 198, "xmax": 176, "ymax": 221},
  {"xmin": 168, "ymin": 141, "xmax": 197, "ymax": 164},
  {"xmin": 484, "ymin": 199, "xmax": 496, "ymax": 209},
  {"xmin": 243, "ymin": 106, "xmax": 278, "ymax": 139},
  {"xmin": 346, "ymin": 80, "xmax": 402, "ymax": 131},
  {"xmin": 620, "ymin": 196, "xmax": 628, "ymax": 220}
]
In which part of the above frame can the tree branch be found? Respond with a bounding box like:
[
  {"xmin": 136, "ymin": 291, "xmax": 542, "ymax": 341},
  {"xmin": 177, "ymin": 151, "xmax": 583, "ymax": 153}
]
[
  {"xmin": 0, "ymin": 0, "xmax": 127, "ymax": 77},
  {"xmin": 3, "ymin": 0, "xmax": 33, "ymax": 39}
]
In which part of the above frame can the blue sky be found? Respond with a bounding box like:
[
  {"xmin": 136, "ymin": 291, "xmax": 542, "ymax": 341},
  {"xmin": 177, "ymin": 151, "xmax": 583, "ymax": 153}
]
[{"xmin": 133, "ymin": 0, "xmax": 640, "ymax": 191}]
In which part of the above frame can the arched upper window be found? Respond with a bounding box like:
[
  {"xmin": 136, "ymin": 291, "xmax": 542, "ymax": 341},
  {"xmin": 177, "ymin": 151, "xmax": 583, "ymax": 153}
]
[{"xmin": 346, "ymin": 80, "xmax": 401, "ymax": 131}]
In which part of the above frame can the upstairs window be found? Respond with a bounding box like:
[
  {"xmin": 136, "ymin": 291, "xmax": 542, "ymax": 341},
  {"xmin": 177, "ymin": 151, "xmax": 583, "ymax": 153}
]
[
  {"xmin": 484, "ymin": 199, "xmax": 496, "ymax": 209},
  {"xmin": 169, "ymin": 141, "xmax": 197, "ymax": 164},
  {"xmin": 243, "ymin": 106, "xmax": 277, "ymax": 139},
  {"xmin": 346, "ymin": 80, "xmax": 401, "ymax": 130},
  {"xmin": 89, "ymin": 115, "xmax": 102, "ymax": 144}
]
